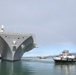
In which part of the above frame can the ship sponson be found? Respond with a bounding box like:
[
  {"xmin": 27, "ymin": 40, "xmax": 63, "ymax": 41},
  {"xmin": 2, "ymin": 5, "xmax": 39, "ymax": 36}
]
[{"xmin": 0, "ymin": 25, "xmax": 36, "ymax": 61}]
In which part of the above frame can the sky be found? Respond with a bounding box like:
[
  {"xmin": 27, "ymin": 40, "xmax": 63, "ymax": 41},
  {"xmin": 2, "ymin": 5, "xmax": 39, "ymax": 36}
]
[{"xmin": 0, "ymin": 0, "xmax": 76, "ymax": 56}]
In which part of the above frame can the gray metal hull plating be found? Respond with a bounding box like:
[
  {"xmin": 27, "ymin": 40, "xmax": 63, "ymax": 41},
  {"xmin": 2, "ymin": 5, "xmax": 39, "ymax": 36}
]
[{"xmin": 0, "ymin": 32, "xmax": 35, "ymax": 61}]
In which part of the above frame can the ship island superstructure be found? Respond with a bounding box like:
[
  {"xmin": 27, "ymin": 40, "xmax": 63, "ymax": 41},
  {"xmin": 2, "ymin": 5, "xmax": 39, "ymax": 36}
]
[{"xmin": 0, "ymin": 25, "xmax": 36, "ymax": 61}]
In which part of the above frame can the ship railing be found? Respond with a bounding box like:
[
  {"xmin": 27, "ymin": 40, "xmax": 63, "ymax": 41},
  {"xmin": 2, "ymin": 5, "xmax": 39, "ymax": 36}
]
[{"xmin": 0, "ymin": 31, "xmax": 34, "ymax": 36}]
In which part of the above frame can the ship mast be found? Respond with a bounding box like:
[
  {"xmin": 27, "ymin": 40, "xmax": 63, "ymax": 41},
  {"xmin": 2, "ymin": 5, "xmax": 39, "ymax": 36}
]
[{"xmin": 0, "ymin": 25, "xmax": 4, "ymax": 32}]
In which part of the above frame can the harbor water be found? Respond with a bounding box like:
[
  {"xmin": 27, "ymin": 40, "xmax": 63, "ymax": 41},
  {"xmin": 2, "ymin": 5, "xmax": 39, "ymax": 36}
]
[{"xmin": 0, "ymin": 58, "xmax": 76, "ymax": 75}]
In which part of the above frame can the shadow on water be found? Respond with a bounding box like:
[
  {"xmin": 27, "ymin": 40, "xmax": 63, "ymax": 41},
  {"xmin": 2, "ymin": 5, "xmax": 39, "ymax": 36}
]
[{"xmin": 0, "ymin": 60, "xmax": 33, "ymax": 75}]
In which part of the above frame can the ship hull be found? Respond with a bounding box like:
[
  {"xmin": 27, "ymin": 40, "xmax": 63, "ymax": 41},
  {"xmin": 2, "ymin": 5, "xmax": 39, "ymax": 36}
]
[
  {"xmin": 0, "ymin": 32, "xmax": 35, "ymax": 61},
  {"xmin": 54, "ymin": 58, "xmax": 76, "ymax": 63}
]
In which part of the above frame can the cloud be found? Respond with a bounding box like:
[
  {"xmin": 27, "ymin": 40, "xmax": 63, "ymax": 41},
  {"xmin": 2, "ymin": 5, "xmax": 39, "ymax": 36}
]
[{"xmin": 0, "ymin": 0, "xmax": 76, "ymax": 55}]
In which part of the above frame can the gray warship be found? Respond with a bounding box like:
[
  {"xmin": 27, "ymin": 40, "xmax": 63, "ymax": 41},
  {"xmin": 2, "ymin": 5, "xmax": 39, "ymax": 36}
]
[{"xmin": 0, "ymin": 25, "xmax": 36, "ymax": 61}]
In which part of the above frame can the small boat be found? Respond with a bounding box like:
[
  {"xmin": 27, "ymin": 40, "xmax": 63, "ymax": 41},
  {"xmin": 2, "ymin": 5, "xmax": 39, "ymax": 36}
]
[
  {"xmin": 38, "ymin": 56, "xmax": 47, "ymax": 59},
  {"xmin": 53, "ymin": 50, "xmax": 76, "ymax": 63}
]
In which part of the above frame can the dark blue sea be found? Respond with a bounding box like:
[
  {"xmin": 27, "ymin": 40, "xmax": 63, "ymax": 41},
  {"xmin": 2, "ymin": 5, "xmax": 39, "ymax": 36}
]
[{"xmin": 0, "ymin": 58, "xmax": 76, "ymax": 75}]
